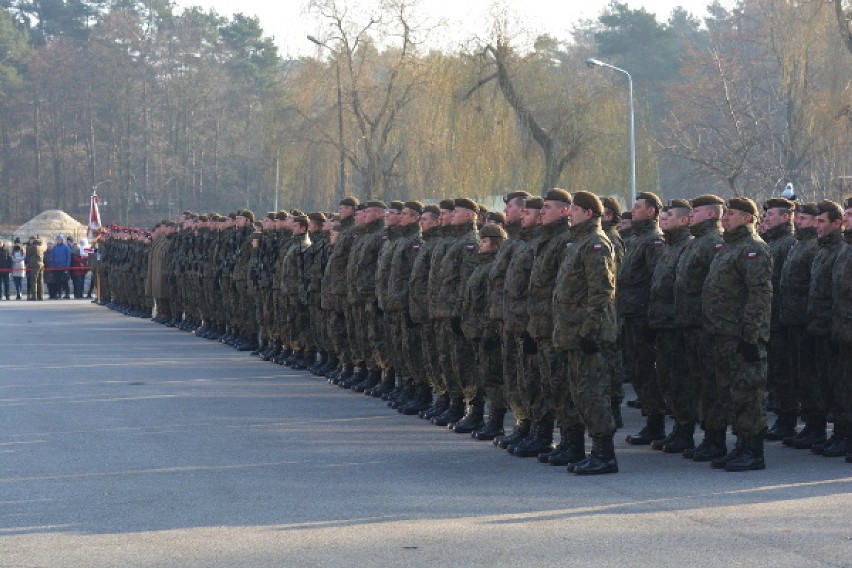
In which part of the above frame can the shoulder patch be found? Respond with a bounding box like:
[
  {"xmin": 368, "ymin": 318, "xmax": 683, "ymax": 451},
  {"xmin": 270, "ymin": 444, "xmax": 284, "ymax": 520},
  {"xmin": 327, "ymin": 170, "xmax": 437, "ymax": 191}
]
[
  {"xmin": 382, "ymin": 235, "xmax": 388, "ymax": 240},
  {"xmin": 465, "ymin": 244, "xmax": 477, "ymax": 251},
  {"xmin": 653, "ymin": 239, "xmax": 665, "ymax": 247},
  {"xmin": 714, "ymin": 243, "xmax": 724, "ymax": 251},
  {"xmin": 412, "ymin": 244, "xmax": 421, "ymax": 251},
  {"xmin": 565, "ymin": 242, "xmax": 573, "ymax": 248},
  {"xmin": 746, "ymin": 251, "xmax": 758, "ymax": 259},
  {"xmin": 592, "ymin": 243, "xmax": 604, "ymax": 250}
]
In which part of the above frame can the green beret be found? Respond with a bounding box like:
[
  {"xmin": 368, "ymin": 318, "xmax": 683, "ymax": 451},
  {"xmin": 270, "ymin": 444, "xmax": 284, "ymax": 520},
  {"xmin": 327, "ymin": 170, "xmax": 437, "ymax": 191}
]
[
  {"xmin": 523, "ymin": 197, "xmax": 544, "ymax": 210},
  {"xmin": 665, "ymin": 199, "xmax": 692, "ymax": 211},
  {"xmin": 454, "ymin": 198, "xmax": 478, "ymax": 211},
  {"xmin": 388, "ymin": 200, "xmax": 405, "ymax": 212},
  {"xmin": 227, "ymin": 212, "xmax": 237, "ymax": 220},
  {"xmin": 636, "ymin": 191, "xmax": 662, "ymax": 210},
  {"xmin": 266, "ymin": 212, "xmax": 276, "ymax": 220},
  {"xmin": 275, "ymin": 211, "xmax": 289, "ymax": 220},
  {"xmin": 480, "ymin": 224, "xmax": 508, "ymax": 239},
  {"xmin": 439, "ymin": 199, "xmax": 455, "ymax": 210},
  {"xmin": 816, "ymin": 199, "xmax": 842, "ymax": 218},
  {"xmin": 364, "ymin": 200, "xmax": 387, "ymax": 209},
  {"xmin": 423, "ymin": 204, "xmax": 441, "ymax": 216},
  {"xmin": 691, "ymin": 194, "xmax": 725, "ymax": 208},
  {"xmin": 290, "ymin": 208, "xmax": 305, "ymax": 217},
  {"xmin": 340, "ymin": 196, "xmax": 360, "ymax": 207},
  {"xmin": 727, "ymin": 197, "xmax": 758, "ymax": 216},
  {"xmin": 486, "ymin": 211, "xmax": 506, "ymax": 224},
  {"xmin": 573, "ymin": 191, "xmax": 603, "ymax": 215},
  {"xmin": 292, "ymin": 215, "xmax": 310, "ymax": 228},
  {"xmin": 308, "ymin": 212, "xmax": 327, "ymax": 223},
  {"xmin": 844, "ymin": 197, "xmax": 852, "ymax": 211},
  {"xmin": 763, "ymin": 197, "xmax": 795, "ymax": 211},
  {"xmin": 478, "ymin": 204, "xmax": 489, "ymax": 214},
  {"xmin": 621, "ymin": 211, "xmax": 632, "ymax": 220},
  {"xmin": 403, "ymin": 200, "xmax": 424, "ymax": 214},
  {"xmin": 197, "ymin": 214, "xmax": 209, "ymax": 222},
  {"xmin": 602, "ymin": 197, "xmax": 621, "ymax": 218},
  {"xmin": 503, "ymin": 190, "xmax": 531, "ymax": 203},
  {"xmin": 543, "ymin": 188, "xmax": 572, "ymax": 203},
  {"xmin": 239, "ymin": 209, "xmax": 255, "ymax": 222},
  {"xmin": 798, "ymin": 202, "xmax": 819, "ymax": 216}
]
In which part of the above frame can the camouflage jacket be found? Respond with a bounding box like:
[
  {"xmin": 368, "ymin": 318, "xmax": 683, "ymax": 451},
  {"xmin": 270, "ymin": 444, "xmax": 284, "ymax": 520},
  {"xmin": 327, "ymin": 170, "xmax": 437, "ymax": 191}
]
[
  {"xmin": 526, "ymin": 219, "xmax": 571, "ymax": 339},
  {"xmin": 503, "ymin": 225, "xmax": 540, "ymax": 335},
  {"xmin": 648, "ymin": 226, "xmax": 692, "ymax": 330},
  {"xmin": 347, "ymin": 218, "xmax": 385, "ymax": 305},
  {"xmin": 617, "ymin": 219, "xmax": 664, "ymax": 319},
  {"xmin": 487, "ymin": 221, "xmax": 523, "ymax": 322},
  {"xmin": 385, "ymin": 223, "xmax": 422, "ymax": 314},
  {"xmin": 280, "ymin": 232, "xmax": 311, "ymax": 299},
  {"xmin": 764, "ymin": 222, "xmax": 796, "ymax": 330},
  {"xmin": 778, "ymin": 227, "xmax": 818, "ymax": 327},
  {"xmin": 436, "ymin": 221, "xmax": 479, "ymax": 320},
  {"xmin": 831, "ymin": 231, "xmax": 852, "ymax": 344},
  {"xmin": 673, "ymin": 219, "xmax": 723, "ymax": 329},
  {"xmin": 375, "ymin": 225, "xmax": 402, "ymax": 312},
  {"xmin": 702, "ymin": 224, "xmax": 772, "ymax": 343},
  {"xmin": 806, "ymin": 229, "xmax": 844, "ymax": 337},
  {"xmin": 552, "ymin": 218, "xmax": 618, "ymax": 350},
  {"xmin": 408, "ymin": 227, "xmax": 441, "ymax": 324},
  {"xmin": 426, "ymin": 225, "xmax": 458, "ymax": 319},
  {"xmin": 461, "ymin": 251, "xmax": 497, "ymax": 340},
  {"xmin": 322, "ymin": 215, "xmax": 356, "ymax": 309},
  {"xmin": 304, "ymin": 230, "xmax": 328, "ymax": 306}
]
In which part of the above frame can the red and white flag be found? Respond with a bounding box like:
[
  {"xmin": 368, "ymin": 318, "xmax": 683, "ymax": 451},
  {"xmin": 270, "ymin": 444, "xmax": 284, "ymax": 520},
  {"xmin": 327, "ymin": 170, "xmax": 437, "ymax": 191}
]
[{"xmin": 87, "ymin": 191, "xmax": 102, "ymax": 241}]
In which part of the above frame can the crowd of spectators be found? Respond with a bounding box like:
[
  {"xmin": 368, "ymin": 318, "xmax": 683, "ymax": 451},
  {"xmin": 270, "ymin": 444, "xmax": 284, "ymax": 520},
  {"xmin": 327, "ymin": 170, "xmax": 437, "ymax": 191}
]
[{"xmin": 0, "ymin": 234, "xmax": 92, "ymax": 300}]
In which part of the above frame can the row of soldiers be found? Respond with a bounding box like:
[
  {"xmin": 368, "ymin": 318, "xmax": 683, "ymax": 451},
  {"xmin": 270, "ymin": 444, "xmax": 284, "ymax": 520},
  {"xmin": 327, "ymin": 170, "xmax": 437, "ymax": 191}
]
[{"xmin": 93, "ymin": 190, "xmax": 852, "ymax": 474}]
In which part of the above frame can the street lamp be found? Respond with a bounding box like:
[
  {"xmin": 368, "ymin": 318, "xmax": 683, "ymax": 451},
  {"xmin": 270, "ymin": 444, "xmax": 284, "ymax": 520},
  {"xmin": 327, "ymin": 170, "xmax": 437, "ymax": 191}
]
[
  {"xmin": 585, "ymin": 58, "xmax": 636, "ymax": 206},
  {"xmin": 308, "ymin": 35, "xmax": 346, "ymax": 203}
]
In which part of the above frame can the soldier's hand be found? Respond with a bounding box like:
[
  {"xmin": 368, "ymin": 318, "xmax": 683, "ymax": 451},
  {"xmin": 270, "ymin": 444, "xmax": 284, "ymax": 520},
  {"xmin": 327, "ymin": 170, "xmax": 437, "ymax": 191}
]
[
  {"xmin": 450, "ymin": 316, "xmax": 463, "ymax": 336},
  {"xmin": 737, "ymin": 340, "xmax": 760, "ymax": 363},
  {"xmin": 577, "ymin": 334, "xmax": 598, "ymax": 355},
  {"xmin": 521, "ymin": 331, "xmax": 537, "ymax": 355}
]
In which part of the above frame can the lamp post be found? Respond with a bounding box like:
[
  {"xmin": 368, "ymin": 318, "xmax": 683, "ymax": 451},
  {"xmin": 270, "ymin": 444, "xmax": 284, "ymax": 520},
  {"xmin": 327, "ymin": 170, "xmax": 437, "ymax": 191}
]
[
  {"xmin": 308, "ymin": 35, "xmax": 346, "ymax": 203},
  {"xmin": 585, "ymin": 58, "xmax": 636, "ymax": 206}
]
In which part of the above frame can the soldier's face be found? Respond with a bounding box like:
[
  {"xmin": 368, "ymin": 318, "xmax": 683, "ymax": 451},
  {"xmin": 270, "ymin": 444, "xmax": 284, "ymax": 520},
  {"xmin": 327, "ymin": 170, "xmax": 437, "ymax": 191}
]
[
  {"xmin": 539, "ymin": 200, "xmax": 568, "ymax": 225},
  {"xmin": 568, "ymin": 204, "xmax": 593, "ymax": 225},
  {"xmin": 386, "ymin": 209, "xmax": 400, "ymax": 226},
  {"xmin": 722, "ymin": 209, "xmax": 750, "ymax": 232},
  {"xmin": 520, "ymin": 208, "xmax": 539, "ymax": 228},
  {"xmin": 815, "ymin": 212, "xmax": 841, "ymax": 238},
  {"xmin": 764, "ymin": 208, "xmax": 790, "ymax": 229},
  {"xmin": 632, "ymin": 199, "xmax": 656, "ymax": 222},
  {"xmin": 616, "ymin": 219, "xmax": 632, "ymax": 232},
  {"xmin": 420, "ymin": 212, "xmax": 440, "ymax": 232},
  {"xmin": 440, "ymin": 209, "xmax": 454, "ymax": 225},
  {"xmin": 479, "ymin": 238, "xmax": 497, "ymax": 253},
  {"xmin": 504, "ymin": 198, "xmax": 524, "ymax": 223},
  {"xmin": 845, "ymin": 208, "xmax": 852, "ymax": 231},
  {"xmin": 659, "ymin": 211, "xmax": 670, "ymax": 231},
  {"xmin": 795, "ymin": 213, "xmax": 815, "ymax": 230},
  {"xmin": 339, "ymin": 204, "xmax": 355, "ymax": 218},
  {"xmin": 453, "ymin": 208, "xmax": 474, "ymax": 226},
  {"xmin": 399, "ymin": 208, "xmax": 420, "ymax": 226},
  {"xmin": 329, "ymin": 230, "xmax": 339, "ymax": 245}
]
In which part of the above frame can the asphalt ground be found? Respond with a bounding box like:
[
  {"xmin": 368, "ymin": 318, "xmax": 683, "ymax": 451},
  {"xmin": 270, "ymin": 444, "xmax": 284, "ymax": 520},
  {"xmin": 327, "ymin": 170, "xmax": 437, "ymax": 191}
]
[{"xmin": 2, "ymin": 301, "xmax": 852, "ymax": 568}]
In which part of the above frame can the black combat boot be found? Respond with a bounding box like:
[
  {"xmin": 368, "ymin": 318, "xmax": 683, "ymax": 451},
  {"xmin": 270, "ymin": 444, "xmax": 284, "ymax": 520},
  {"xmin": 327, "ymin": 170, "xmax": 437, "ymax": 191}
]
[
  {"xmin": 573, "ymin": 435, "xmax": 618, "ymax": 475},
  {"xmin": 543, "ymin": 428, "xmax": 586, "ymax": 466},
  {"xmin": 611, "ymin": 399, "xmax": 624, "ymax": 429},
  {"xmin": 651, "ymin": 422, "xmax": 680, "ymax": 451},
  {"xmin": 538, "ymin": 425, "xmax": 570, "ymax": 463},
  {"xmin": 625, "ymin": 414, "xmax": 666, "ymax": 445},
  {"xmin": 789, "ymin": 415, "xmax": 827, "ymax": 449},
  {"xmin": 766, "ymin": 412, "xmax": 798, "ymax": 441},
  {"xmin": 663, "ymin": 421, "xmax": 695, "ymax": 454},
  {"xmin": 391, "ymin": 381, "xmax": 415, "ymax": 409},
  {"xmin": 293, "ymin": 349, "xmax": 315, "ymax": 370},
  {"xmin": 367, "ymin": 370, "xmax": 395, "ymax": 397},
  {"xmin": 472, "ymin": 408, "xmax": 506, "ymax": 441},
  {"xmin": 400, "ymin": 383, "xmax": 433, "ymax": 416},
  {"xmin": 432, "ymin": 397, "xmax": 465, "ymax": 427},
  {"xmin": 711, "ymin": 436, "xmax": 744, "ymax": 469},
  {"xmin": 817, "ymin": 423, "xmax": 849, "ymax": 457},
  {"xmin": 494, "ymin": 419, "xmax": 531, "ymax": 449},
  {"xmin": 507, "ymin": 421, "xmax": 538, "ymax": 454},
  {"xmin": 690, "ymin": 429, "xmax": 728, "ymax": 461},
  {"xmin": 451, "ymin": 399, "xmax": 485, "ymax": 433},
  {"xmin": 237, "ymin": 332, "xmax": 258, "ymax": 352},
  {"xmin": 724, "ymin": 436, "xmax": 765, "ymax": 471},
  {"xmin": 319, "ymin": 354, "xmax": 338, "ymax": 376},
  {"xmin": 330, "ymin": 363, "xmax": 353, "ymax": 384},
  {"xmin": 339, "ymin": 363, "xmax": 366, "ymax": 389},
  {"xmin": 420, "ymin": 393, "xmax": 449, "ymax": 419},
  {"xmin": 353, "ymin": 369, "xmax": 381, "ymax": 393},
  {"xmin": 512, "ymin": 418, "xmax": 555, "ymax": 457}
]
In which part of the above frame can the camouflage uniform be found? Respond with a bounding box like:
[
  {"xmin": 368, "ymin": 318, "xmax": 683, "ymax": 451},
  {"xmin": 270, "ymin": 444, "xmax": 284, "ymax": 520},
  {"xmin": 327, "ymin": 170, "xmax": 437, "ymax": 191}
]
[
  {"xmin": 830, "ymin": 229, "xmax": 852, "ymax": 429},
  {"xmin": 347, "ymin": 217, "xmax": 385, "ymax": 371},
  {"xmin": 322, "ymin": 215, "xmax": 355, "ymax": 367},
  {"xmin": 385, "ymin": 223, "xmax": 423, "ymax": 384},
  {"xmin": 409, "ymin": 226, "xmax": 442, "ymax": 391},
  {"xmin": 763, "ymin": 222, "xmax": 796, "ymax": 417}
]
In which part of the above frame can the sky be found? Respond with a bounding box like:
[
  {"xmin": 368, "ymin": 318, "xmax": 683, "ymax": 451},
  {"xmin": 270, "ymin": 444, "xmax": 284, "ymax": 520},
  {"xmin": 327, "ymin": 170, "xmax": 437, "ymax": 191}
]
[{"xmin": 171, "ymin": 0, "xmax": 733, "ymax": 57}]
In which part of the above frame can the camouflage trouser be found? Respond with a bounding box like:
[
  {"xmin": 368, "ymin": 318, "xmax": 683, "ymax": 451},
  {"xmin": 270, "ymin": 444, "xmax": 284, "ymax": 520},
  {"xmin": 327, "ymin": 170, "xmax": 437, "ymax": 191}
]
[
  {"xmin": 515, "ymin": 333, "xmax": 546, "ymax": 422},
  {"xmin": 501, "ymin": 327, "xmax": 526, "ymax": 420},
  {"xmin": 400, "ymin": 318, "xmax": 425, "ymax": 384},
  {"xmin": 290, "ymin": 299, "xmax": 311, "ymax": 350},
  {"xmin": 656, "ymin": 329, "xmax": 695, "ymax": 426},
  {"xmin": 834, "ymin": 344, "xmax": 852, "ymax": 424},
  {"xmin": 768, "ymin": 327, "xmax": 796, "ymax": 415},
  {"xmin": 787, "ymin": 326, "xmax": 816, "ymax": 416},
  {"xmin": 535, "ymin": 336, "xmax": 559, "ymax": 421},
  {"xmin": 365, "ymin": 304, "xmax": 386, "ymax": 370},
  {"xmin": 28, "ymin": 266, "xmax": 44, "ymax": 299},
  {"xmin": 327, "ymin": 309, "xmax": 351, "ymax": 365},
  {"xmin": 710, "ymin": 335, "xmax": 767, "ymax": 438},
  {"xmin": 155, "ymin": 298, "xmax": 172, "ymax": 320},
  {"xmin": 801, "ymin": 333, "xmax": 833, "ymax": 417},
  {"xmin": 561, "ymin": 347, "xmax": 616, "ymax": 438},
  {"xmin": 476, "ymin": 335, "xmax": 505, "ymax": 410},
  {"xmin": 602, "ymin": 338, "xmax": 626, "ymax": 403},
  {"xmin": 346, "ymin": 303, "xmax": 369, "ymax": 365},
  {"xmin": 436, "ymin": 318, "xmax": 477, "ymax": 400},
  {"xmin": 622, "ymin": 317, "xmax": 665, "ymax": 416},
  {"xmin": 421, "ymin": 321, "xmax": 445, "ymax": 394},
  {"xmin": 309, "ymin": 303, "xmax": 325, "ymax": 352},
  {"xmin": 682, "ymin": 327, "xmax": 718, "ymax": 430}
]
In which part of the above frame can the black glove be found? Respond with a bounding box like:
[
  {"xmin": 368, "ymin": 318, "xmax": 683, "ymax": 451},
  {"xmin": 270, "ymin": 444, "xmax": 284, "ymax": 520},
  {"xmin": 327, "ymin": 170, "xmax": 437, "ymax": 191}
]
[
  {"xmin": 405, "ymin": 311, "xmax": 417, "ymax": 328},
  {"xmin": 481, "ymin": 336, "xmax": 499, "ymax": 352},
  {"xmin": 577, "ymin": 334, "xmax": 598, "ymax": 355},
  {"xmin": 521, "ymin": 331, "xmax": 538, "ymax": 355},
  {"xmin": 737, "ymin": 340, "xmax": 760, "ymax": 363},
  {"xmin": 450, "ymin": 316, "xmax": 463, "ymax": 336}
]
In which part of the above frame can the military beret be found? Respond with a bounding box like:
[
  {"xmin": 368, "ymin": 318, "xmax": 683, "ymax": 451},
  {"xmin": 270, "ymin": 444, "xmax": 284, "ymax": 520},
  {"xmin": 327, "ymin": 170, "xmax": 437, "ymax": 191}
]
[
  {"xmin": 251, "ymin": 231, "xmax": 262, "ymax": 240},
  {"xmin": 275, "ymin": 211, "xmax": 289, "ymax": 220},
  {"xmin": 480, "ymin": 224, "xmax": 508, "ymax": 240},
  {"xmin": 356, "ymin": 203, "xmax": 368, "ymax": 211},
  {"xmin": 523, "ymin": 197, "xmax": 544, "ymax": 210},
  {"xmin": 404, "ymin": 200, "xmax": 424, "ymax": 214},
  {"xmin": 486, "ymin": 211, "xmax": 506, "ymax": 224},
  {"xmin": 727, "ymin": 197, "xmax": 759, "ymax": 216},
  {"xmin": 478, "ymin": 204, "xmax": 489, "ymax": 214},
  {"xmin": 665, "ymin": 199, "xmax": 692, "ymax": 211},
  {"xmin": 503, "ymin": 190, "xmax": 532, "ymax": 203},
  {"xmin": 340, "ymin": 196, "xmax": 360, "ymax": 207},
  {"xmin": 290, "ymin": 208, "xmax": 305, "ymax": 217},
  {"xmin": 621, "ymin": 211, "xmax": 632, "ymax": 220},
  {"xmin": 292, "ymin": 215, "xmax": 310, "ymax": 227},
  {"xmin": 798, "ymin": 202, "xmax": 819, "ymax": 216},
  {"xmin": 388, "ymin": 200, "xmax": 405, "ymax": 212},
  {"xmin": 843, "ymin": 197, "xmax": 852, "ymax": 211},
  {"xmin": 266, "ymin": 212, "xmax": 276, "ymax": 220},
  {"xmin": 227, "ymin": 212, "xmax": 237, "ymax": 220},
  {"xmin": 602, "ymin": 197, "xmax": 621, "ymax": 217},
  {"xmin": 197, "ymin": 214, "xmax": 209, "ymax": 222},
  {"xmin": 691, "ymin": 194, "xmax": 725, "ymax": 208},
  {"xmin": 439, "ymin": 199, "xmax": 455, "ymax": 210},
  {"xmin": 573, "ymin": 191, "xmax": 604, "ymax": 215},
  {"xmin": 454, "ymin": 198, "xmax": 478, "ymax": 211},
  {"xmin": 308, "ymin": 212, "xmax": 327, "ymax": 223},
  {"xmin": 763, "ymin": 197, "xmax": 795, "ymax": 211},
  {"xmin": 239, "ymin": 209, "xmax": 255, "ymax": 222},
  {"xmin": 423, "ymin": 204, "xmax": 441, "ymax": 216},
  {"xmin": 543, "ymin": 188, "xmax": 572, "ymax": 204},
  {"xmin": 816, "ymin": 199, "xmax": 843, "ymax": 218},
  {"xmin": 365, "ymin": 200, "xmax": 388, "ymax": 209},
  {"xmin": 182, "ymin": 210, "xmax": 193, "ymax": 217},
  {"xmin": 636, "ymin": 191, "xmax": 662, "ymax": 210}
]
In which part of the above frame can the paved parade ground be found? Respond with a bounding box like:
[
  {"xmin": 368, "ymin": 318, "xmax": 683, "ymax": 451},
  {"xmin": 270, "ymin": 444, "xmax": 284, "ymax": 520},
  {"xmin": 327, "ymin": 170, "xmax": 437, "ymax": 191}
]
[{"xmin": 2, "ymin": 301, "xmax": 852, "ymax": 568}]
